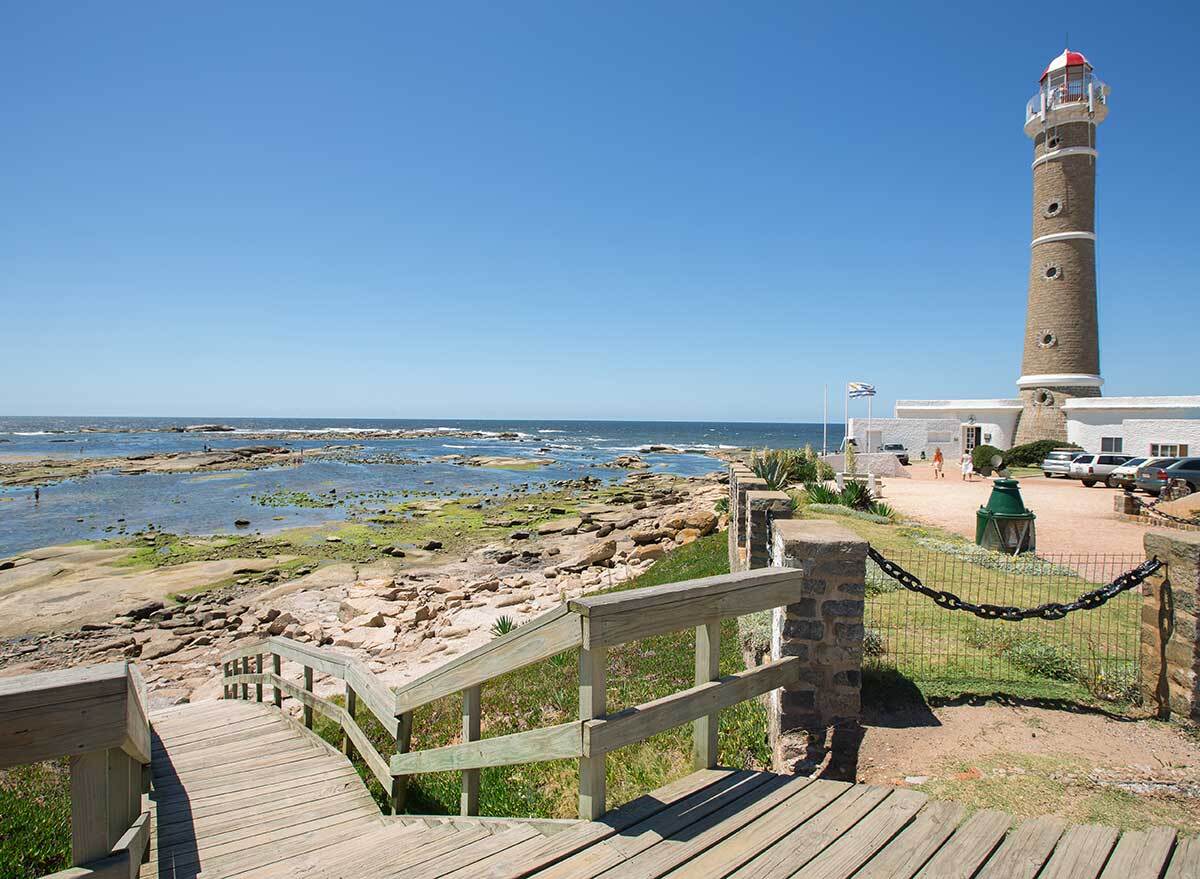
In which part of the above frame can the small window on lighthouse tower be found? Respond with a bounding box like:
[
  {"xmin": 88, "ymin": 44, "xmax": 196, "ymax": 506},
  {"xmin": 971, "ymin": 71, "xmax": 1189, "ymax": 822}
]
[
  {"xmin": 1044, "ymin": 200, "xmax": 1062, "ymax": 217},
  {"xmin": 1043, "ymin": 263, "xmax": 1063, "ymax": 280},
  {"xmin": 1047, "ymin": 135, "xmax": 1061, "ymax": 150}
]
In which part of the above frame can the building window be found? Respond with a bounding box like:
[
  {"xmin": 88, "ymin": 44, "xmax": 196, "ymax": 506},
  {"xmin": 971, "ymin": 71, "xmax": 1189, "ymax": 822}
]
[
  {"xmin": 1047, "ymin": 135, "xmax": 1061, "ymax": 150},
  {"xmin": 1043, "ymin": 264, "xmax": 1062, "ymax": 280},
  {"xmin": 1043, "ymin": 200, "xmax": 1063, "ymax": 218},
  {"xmin": 1151, "ymin": 444, "xmax": 1189, "ymax": 457},
  {"xmin": 1100, "ymin": 437, "xmax": 1123, "ymax": 453}
]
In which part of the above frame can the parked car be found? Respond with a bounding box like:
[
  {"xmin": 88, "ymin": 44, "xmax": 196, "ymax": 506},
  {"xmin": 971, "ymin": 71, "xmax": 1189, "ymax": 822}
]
[
  {"xmin": 1134, "ymin": 458, "xmax": 1182, "ymax": 496},
  {"xmin": 877, "ymin": 443, "xmax": 910, "ymax": 465},
  {"xmin": 1107, "ymin": 457, "xmax": 1147, "ymax": 490},
  {"xmin": 1041, "ymin": 449, "xmax": 1088, "ymax": 478},
  {"xmin": 1068, "ymin": 453, "xmax": 1132, "ymax": 487},
  {"xmin": 1160, "ymin": 457, "xmax": 1200, "ymax": 495}
]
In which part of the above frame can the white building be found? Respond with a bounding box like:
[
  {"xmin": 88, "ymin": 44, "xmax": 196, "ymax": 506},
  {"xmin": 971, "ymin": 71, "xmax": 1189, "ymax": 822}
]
[{"xmin": 849, "ymin": 395, "xmax": 1200, "ymax": 460}]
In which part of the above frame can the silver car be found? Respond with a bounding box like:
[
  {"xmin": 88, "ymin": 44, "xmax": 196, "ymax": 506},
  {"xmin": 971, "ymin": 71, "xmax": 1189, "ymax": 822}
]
[
  {"xmin": 1042, "ymin": 449, "xmax": 1087, "ymax": 478},
  {"xmin": 1069, "ymin": 453, "xmax": 1132, "ymax": 487},
  {"xmin": 1108, "ymin": 457, "xmax": 1146, "ymax": 489}
]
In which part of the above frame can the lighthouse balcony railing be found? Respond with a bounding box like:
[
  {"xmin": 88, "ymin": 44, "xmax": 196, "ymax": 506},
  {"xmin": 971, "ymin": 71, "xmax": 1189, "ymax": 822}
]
[{"xmin": 1025, "ymin": 75, "xmax": 1108, "ymax": 123}]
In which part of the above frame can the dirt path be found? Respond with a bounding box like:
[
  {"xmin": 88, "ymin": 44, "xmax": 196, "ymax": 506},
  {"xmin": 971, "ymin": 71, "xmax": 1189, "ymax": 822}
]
[{"xmin": 883, "ymin": 462, "xmax": 1150, "ymax": 555}]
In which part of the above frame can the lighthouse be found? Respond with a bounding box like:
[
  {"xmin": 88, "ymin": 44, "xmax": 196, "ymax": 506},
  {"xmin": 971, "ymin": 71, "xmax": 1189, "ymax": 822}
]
[{"xmin": 1013, "ymin": 49, "xmax": 1110, "ymax": 444}]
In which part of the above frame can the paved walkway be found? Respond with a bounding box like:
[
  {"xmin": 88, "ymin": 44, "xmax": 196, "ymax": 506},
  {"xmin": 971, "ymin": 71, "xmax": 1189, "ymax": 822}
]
[{"xmin": 882, "ymin": 463, "xmax": 1148, "ymax": 555}]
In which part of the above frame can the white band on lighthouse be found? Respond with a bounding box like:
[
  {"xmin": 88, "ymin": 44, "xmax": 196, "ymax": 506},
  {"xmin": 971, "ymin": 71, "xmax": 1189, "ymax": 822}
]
[
  {"xmin": 1032, "ymin": 146, "xmax": 1098, "ymax": 168},
  {"xmin": 1017, "ymin": 373, "xmax": 1104, "ymax": 389},
  {"xmin": 1031, "ymin": 231, "xmax": 1096, "ymax": 246}
]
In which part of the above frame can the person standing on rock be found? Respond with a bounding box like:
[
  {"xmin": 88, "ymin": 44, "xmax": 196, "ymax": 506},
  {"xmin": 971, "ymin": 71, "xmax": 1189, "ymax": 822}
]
[{"xmin": 932, "ymin": 447, "xmax": 944, "ymax": 479}]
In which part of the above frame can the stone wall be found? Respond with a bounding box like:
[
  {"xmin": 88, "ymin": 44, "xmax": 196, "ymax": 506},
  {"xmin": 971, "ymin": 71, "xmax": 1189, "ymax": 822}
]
[
  {"xmin": 1142, "ymin": 530, "xmax": 1200, "ymax": 721},
  {"xmin": 767, "ymin": 519, "xmax": 866, "ymax": 778}
]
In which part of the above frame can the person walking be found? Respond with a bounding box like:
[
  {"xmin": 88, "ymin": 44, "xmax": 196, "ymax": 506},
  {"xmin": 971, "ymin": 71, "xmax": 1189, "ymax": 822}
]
[
  {"xmin": 932, "ymin": 447, "xmax": 944, "ymax": 479},
  {"xmin": 960, "ymin": 449, "xmax": 974, "ymax": 482}
]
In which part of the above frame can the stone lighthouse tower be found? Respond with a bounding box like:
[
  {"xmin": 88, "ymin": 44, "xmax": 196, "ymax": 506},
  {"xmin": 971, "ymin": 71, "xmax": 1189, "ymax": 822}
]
[{"xmin": 1014, "ymin": 49, "xmax": 1110, "ymax": 444}]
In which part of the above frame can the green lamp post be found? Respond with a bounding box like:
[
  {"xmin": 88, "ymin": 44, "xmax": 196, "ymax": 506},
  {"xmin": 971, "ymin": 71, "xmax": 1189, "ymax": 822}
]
[{"xmin": 976, "ymin": 478, "xmax": 1036, "ymax": 554}]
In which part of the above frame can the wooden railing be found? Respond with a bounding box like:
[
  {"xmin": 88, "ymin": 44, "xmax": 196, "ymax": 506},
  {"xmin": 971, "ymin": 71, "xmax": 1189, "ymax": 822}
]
[
  {"xmin": 220, "ymin": 636, "xmax": 407, "ymax": 807},
  {"xmin": 222, "ymin": 566, "xmax": 811, "ymax": 821},
  {"xmin": 0, "ymin": 662, "xmax": 152, "ymax": 879}
]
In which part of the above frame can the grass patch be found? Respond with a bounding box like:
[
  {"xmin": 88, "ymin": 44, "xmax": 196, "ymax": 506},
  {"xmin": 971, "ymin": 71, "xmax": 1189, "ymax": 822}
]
[
  {"xmin": 0, "ymin": 761, "xmax": 71, "ymax": 879},
  {"xmin": 309, "ymin": 532, "xmax": 767, "ymax": 818}
]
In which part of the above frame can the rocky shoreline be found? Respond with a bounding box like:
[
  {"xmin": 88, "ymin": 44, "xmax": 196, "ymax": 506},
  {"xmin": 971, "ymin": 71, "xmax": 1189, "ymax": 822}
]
[
  {"xmin": 0, "ymin": 470, "xmax": 728, "ymax": 708},
  {"xmin": 0, "ymin": 445, "xmax": 303, "ymax": 486}
]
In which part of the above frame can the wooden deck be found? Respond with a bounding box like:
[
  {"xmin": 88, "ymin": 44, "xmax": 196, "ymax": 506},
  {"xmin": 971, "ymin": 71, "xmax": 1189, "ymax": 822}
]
[{"xmin": 145, "ymin": 700, "xmax": 1200, "ymax": 879}]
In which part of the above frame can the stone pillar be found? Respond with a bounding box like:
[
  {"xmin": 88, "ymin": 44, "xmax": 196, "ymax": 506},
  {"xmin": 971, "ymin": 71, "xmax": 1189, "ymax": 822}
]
[
  {"xmin": 769, "ymin": 519, "xmax": 866, "ymax": 779},
  {"xmin": 1141, "ymin": 530, "xmax": 1200, "ymax": 720},
  {"xmin": 729, "ymin": 466, "xmax": 767, "ymax": 573},
  {"xmin": 744, "ymin": 490, "xmax": 792, "ymax": 570}
]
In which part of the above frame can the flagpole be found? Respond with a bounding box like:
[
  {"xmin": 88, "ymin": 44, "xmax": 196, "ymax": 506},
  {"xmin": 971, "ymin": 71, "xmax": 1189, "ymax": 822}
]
[
  {"xmin": 867, "ymin": 394, "xmax": 873, "ymax": 454},
  {"xmin": 822, "ymin": 385, "xmax": 828, "ymax": 455},
  {"xmin": 843, "ymin": 384, "xmax": 849, "ymax": 454}
]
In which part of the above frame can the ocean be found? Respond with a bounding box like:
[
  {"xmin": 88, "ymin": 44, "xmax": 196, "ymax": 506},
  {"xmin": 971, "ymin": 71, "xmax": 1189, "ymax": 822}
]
[{"xmin": 0, "ymin": 417, "xmax": 843, "ymax": 555}]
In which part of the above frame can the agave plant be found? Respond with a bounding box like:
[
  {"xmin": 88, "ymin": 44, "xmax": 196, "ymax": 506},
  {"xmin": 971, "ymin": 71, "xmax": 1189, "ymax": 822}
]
[
  {"xmin": 490, "ymin": 615, "xmax": 518, "ymax": 638},
  {"xmin": 750, "ymin": 449, "xmax": 794, "ymax": 491},
  {"xmin": 839, "ymin": 481, "xmax": 875, "ymax": 511},
  {"xmin": 804, "ymin": 481, "xmax": 841, "ymax": 505}
]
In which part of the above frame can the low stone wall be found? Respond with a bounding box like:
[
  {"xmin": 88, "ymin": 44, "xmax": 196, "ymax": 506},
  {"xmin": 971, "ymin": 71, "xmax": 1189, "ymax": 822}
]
[{"xmin": 819, "ymin": 453, "xmax": 909, "ymax": 478}]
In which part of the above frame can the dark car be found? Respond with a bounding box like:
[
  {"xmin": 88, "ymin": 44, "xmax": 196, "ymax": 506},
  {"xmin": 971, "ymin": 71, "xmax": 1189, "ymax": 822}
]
[
  {"xmin": 1134, "ymin": 458, "xmax": 1182, "ymax": 495},
  {"xmin": 1161, "ymin": 457, "xmax": 1200, "ymax": 495}
]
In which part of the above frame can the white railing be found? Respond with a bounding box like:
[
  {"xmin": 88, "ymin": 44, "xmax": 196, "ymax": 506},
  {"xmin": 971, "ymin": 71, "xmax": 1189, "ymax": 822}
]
[{"xmin": 1025, "ymin": 74, "xmax": 1109, "ymax": 123}]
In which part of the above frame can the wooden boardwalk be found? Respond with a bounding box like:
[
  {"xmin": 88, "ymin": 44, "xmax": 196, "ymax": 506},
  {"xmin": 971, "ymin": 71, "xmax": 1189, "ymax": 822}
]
[{"xmin": 145, "ymin": 700, "xmax": 1200, "ymax": 879}]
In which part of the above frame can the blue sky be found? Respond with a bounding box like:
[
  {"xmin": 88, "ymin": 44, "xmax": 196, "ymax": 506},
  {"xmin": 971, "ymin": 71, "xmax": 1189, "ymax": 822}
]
[{"xmin": 2, "ymin": 1, "xmax": 1196, "ymax": 421}]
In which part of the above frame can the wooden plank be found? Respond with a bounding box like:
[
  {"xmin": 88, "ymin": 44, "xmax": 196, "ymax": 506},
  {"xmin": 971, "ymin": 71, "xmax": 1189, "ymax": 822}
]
[
  {"xmin": 599, "ymin": 774, "xmax": 813, "ymax": 879},
  {"xmin": 801, "ymin": 788, "xmax": 929, "ymax": 879},
  {"xmin": 151, "ymin": 765, "xmax": 360, "ymax": 811},
  {"xmin": 393, "ymin": 606, "xmax": 581, "ymax": 715},
  {"xmin": 976, "ymin": 817, "xmax": 1065, "ymax": 879},
  {"xmin": 1037, "ymin": 824, "xmax": 1120, "ymax": 879},
  {"xmin": 726, "ymin": 784, "xmax": 891, "ymax": 879},
  {"xmin": 343, "ymin": 660, "xmax": 399, "ymax": 735},
  {"xmin": 223, "ymin": 637, "xmax": 346, "ymax": 677},
  {"xmin": 570, "ymin": 568, "xmax": 806, "ymax": 647},
  {"xmin": 584, "ymin": 657, "xmax": 800, "ymax": 757},
  {"xmin": 915, "ymin": 810, "xmax": 1012, "ymax": 879},
  {"xmin": 538, "ymin": 770, "xmax": 773, "ymax": 879},
  {"xmin": 669, "ymin": 779, "xmax": 851, "ymax": 879},
  {"xmin": 1165, "ymin": 835, "xmax": 1200, "ymax": 879},
  {"xmin": 255, "ymin": 652, "xmax": 264, "ymax": 703},
  {"xmin": 343, "ymin": 684, "xmax": 357, "ymax": 756},
  {"xmin": 390, "ymin": 720, "xmax": 582, "ymax": 775},
  {"xmin": 241, "ymin": 655, "xmax": 250, "ymax": 700},
  {"xmin": 152, "ymin": 776, "xmax": 370, "ymax": 829},
  {"xmin": 407, "ymin": 825, "xmax": 542, "ymax": 879},
  {"xmin": 272, "ymin": 652, "xmax": 282, "ymax": 707},
  {"xmin": 240, "ymin": 824, "xmax": 478, "ymax": 879},
  {"xmin": 442, "ymin": 769, "xmax": 739, "ymax": 879},
  {"xmin": 1099, "ymin": 827, "xmax": 1177, "ymax": 879},
  {"xmin": 578, "ymin": 623, "xmax": 607, "ymax": 821},
  {"xmin": 856, "ymin": 800, "xmax": 965, "ymax": 879},
  {"xmin": 693, "ymin": 620, "xmax": 720, "ymax": 770},
  {"xmin": 1, "ymin": 689, "xmax": 131, "ymax": 768},
  {"xmin": 70, "ymin": 750, "xmax": 110, "ymax": 866},
  {"xmin": 0, "ymin": 661, "xmax": 127, "ymax": 711},
  {"xmin": 123, "ymin": 664, "xmax": 150, "ymax": 765},
  {"xmin": 462, "ymin": 685, "xmax": 481, "ymax": 816}
]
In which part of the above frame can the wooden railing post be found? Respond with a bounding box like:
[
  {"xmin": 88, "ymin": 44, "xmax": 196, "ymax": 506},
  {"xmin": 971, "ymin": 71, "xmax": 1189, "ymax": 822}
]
[
  {"xmin": 255, "ymin": 653, "xmax": 263, "ymax": 702},
  {"xmin": 693, "ymin": 620, "xmax": 720, "ymax": 769},
  {"xmin": 303, "ymin": 665, "xmax": 314, "ymax": 729},
  {"xmin": 391, "ymin": 712, "xmax": 413, "ymax": 815},
  {"xmin": 578, "ymin": 621, "xmax": 607, "ymax": 821},
  {"xmin": 461, "ymin": 685, "xmax": 481, "ymax": 816},
  {"xmin": 343, "ymin": 684, "xmax": 357, "ymax": 756},
  {"xmin": 69, "ymin": 751, "xmax": 110, "ymax": 865},
  {"xmin": 241, "ymin": 656, "xmax": 250, "ymax": 700},
  {"xmin": 272, "ymin": 653, "xmax": 282, "ymax": 707},
  {"xmin": 222, "ymin": 661, "xmax": 231, "ymax": 699}
]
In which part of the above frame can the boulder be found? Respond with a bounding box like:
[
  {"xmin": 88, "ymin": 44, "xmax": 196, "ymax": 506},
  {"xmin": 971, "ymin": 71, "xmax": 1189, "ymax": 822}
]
[
  {"xmin": 632, "ymin": 544, "xmax": 667, "ymax": 562},
  {"xmin": 684, "ymin": 510, "xmax": 719, "ymax": 535},
  {"xmin": 140, "ymin": 631, "xmax": 184, "ymax": 660},
  {"xmin": 631, "ymin": 528, "xmax": 671, "ymax": 545},
  {"xmin": 675, "ymin": 528, "xmax": 702, "ymax": 545},
  {"xmin": 267, "ymin": 611, "xmax": 300, "ymax": 636}
]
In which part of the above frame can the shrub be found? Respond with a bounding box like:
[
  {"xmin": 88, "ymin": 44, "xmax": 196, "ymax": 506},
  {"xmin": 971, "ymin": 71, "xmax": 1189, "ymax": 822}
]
[
  {"xmin": 750, "ymin": 448, "xmax": 825, "ymax": 490},
  {"xmin": 1003, "ymin": 439, "xmax": 1081, "ymax": 468},
  {"xmin": 972, "ymin": 444, "xmax": 1003, "ymax": 476},
  {"xmin": 868, "ymin": 501, "xmax": 897, "ymax": 520},
  {"xmin": 844, "ymin": 443, "xmax": 858, "ymax": 476},
  {"xmin": 805, "ymin": 504, "xmax": 893, "ymax": 524},
  {"xmin": 863, "ymin": 628, "xmax": 887, "ymax": 658},
  {"xmin": 714, "ymin": 496, "xmax": 729, "ymax": 514}
]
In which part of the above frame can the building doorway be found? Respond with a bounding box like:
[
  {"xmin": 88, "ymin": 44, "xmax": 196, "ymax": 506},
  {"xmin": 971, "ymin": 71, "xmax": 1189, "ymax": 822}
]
[{"xmin": 962, "ymin": 424, "xmax": 982, "ymax": 453}]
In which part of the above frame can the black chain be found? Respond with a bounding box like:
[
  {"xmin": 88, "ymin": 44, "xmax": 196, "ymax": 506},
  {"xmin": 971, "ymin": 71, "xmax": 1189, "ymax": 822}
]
[
  {"xmin": 1125, "ymin": 491, "xmax": 1200, "ymax": 527},
  {"xmin": 867, "ymin": 546, "xmax": 1163, "ymax": 622}
]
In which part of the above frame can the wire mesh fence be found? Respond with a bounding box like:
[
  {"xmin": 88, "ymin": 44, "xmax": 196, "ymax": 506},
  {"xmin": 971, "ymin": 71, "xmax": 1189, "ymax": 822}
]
[{"xmin": 864, "ymin": 547, "xmax": 1144, "ymax": 702}]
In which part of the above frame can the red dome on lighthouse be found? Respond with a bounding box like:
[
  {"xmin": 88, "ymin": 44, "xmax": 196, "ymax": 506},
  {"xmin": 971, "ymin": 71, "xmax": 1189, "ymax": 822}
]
[{"xmin": 1040, "ymin": 49, "xmax": 1091, "ymax": 81}]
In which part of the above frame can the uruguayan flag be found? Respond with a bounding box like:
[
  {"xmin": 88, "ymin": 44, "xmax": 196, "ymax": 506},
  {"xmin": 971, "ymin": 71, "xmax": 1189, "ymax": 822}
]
[{"xmin": 848, "ymin": 382, "xmax": 876, "ymax": 398}]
